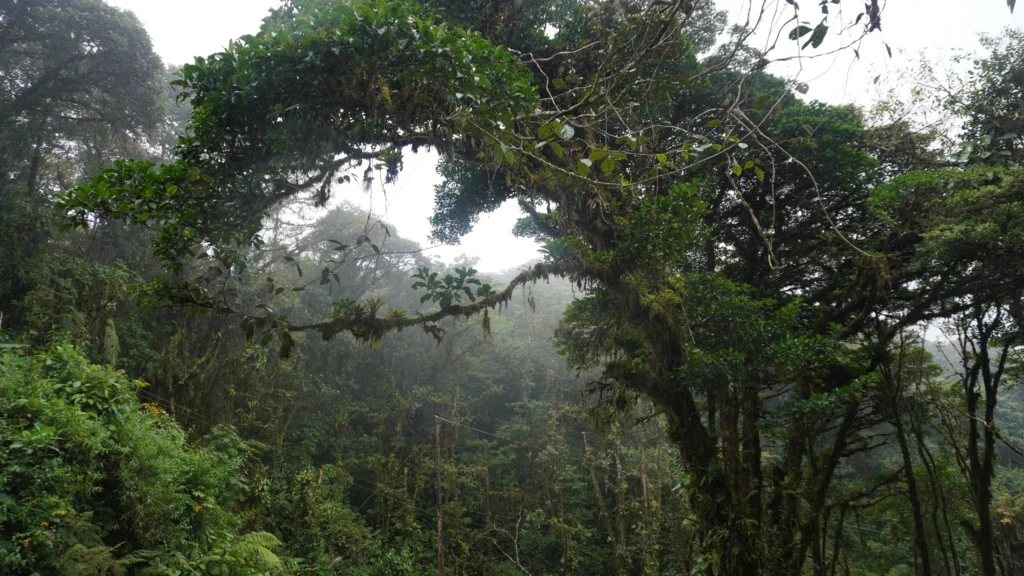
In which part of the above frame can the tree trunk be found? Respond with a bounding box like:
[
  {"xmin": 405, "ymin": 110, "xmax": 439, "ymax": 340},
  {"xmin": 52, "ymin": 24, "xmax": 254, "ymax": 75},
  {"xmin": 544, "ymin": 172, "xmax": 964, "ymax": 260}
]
[
  {"xmin": 907, "ymin": 377, "xmax": 959, "ymax": 576},
  {"xmin": 882, "ymin": 364, "xmax": 934, "ymax": 575},
  {"xmin": 583, "ymin": 432, "xmax": 622, "ymax": 575},
  {"xmin": 25, "ymin": 119, "xmax": 47, "ymax": 197},
  {"xmin": 961, "ymin": 308, "xmax": 1014, "ymax": 576},
  {"xmin": 614, "ymin": 445, "xmax": 628, "ymax": 574}
]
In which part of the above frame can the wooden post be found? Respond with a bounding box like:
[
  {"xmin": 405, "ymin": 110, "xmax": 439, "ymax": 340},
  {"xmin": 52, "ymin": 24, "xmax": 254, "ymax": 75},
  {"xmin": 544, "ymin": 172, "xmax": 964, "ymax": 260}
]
[{"xmin": 436, "ymin": 418, "xmax": 445, "ymax": 576}]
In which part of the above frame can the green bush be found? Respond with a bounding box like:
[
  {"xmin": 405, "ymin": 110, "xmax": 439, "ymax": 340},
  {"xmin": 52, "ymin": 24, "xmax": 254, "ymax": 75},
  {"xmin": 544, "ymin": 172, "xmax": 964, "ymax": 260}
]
[{"xmin": 0, "ymin": 344, "xmax": 295, "ymax": 575}]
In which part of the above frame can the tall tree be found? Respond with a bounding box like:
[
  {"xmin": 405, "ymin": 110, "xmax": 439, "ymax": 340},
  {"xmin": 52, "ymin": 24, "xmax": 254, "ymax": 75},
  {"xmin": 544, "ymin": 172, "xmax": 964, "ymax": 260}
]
[{"xmin": 0, "ymin": 0, "xmax": 164, "ymax": 321}]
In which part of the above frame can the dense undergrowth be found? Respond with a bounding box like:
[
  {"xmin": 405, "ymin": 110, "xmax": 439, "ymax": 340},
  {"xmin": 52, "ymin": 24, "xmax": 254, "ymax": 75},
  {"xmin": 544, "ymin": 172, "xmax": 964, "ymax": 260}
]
[{"xmin": 0, "ymin": 343, "xmax": 291, "ymax": 575}]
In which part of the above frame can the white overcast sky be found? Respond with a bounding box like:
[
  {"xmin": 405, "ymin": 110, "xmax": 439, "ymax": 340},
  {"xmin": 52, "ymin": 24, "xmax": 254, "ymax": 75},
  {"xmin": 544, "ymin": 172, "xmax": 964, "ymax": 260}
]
[{"xmin": 106, "ymin": 0, "xmax": 1021, "ymax": 272}]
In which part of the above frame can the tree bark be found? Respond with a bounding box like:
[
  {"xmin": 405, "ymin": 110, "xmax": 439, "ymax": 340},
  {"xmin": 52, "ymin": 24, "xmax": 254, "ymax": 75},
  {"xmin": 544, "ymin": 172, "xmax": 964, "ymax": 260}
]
[
  {"xmin": 960, "ymin": 307, "xmax": 1014, "ymax": 576},
  {"xmin": 583, "ymin": 432, "xmax": 623, "ymax": 575},
  {"xmin": 882, "ymin": 363, "xmax": 934, "ymax": 575},
  {"xmin": 25, "ymin": 118, "xmax": 47, "ymax": 197}
]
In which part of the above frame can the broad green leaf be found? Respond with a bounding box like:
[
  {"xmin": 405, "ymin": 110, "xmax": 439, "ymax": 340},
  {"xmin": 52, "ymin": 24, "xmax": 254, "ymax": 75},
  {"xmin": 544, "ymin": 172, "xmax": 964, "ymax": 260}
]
[{"xmin": 578, "ymin": 160, "xmax": 591, "ymax": 177}]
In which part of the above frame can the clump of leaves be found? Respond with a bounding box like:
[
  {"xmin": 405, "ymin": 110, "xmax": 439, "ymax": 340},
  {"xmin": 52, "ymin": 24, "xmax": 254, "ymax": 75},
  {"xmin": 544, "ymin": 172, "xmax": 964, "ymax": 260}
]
[
  {"xmin": 411, "ymin": 267, "xmax": 494, "ymax": 310},
  {"xmin": 539, "ymin": 238, "xmax": 586, "ymax": 262},
  {"xmin": 364, "ymin": 297, "xmax": 385, "ymax": 318},
  {"xmin": 330, "ymin": 297, "xmax": 357, "ymax": 317}
]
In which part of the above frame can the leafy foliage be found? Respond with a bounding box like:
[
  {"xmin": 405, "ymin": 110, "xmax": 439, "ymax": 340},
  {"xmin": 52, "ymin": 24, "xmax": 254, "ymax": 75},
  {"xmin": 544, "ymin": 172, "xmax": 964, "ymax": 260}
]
[
  {"xmin": 0, "ymin": 344, "xmax": 294, "ymax": 575},
  {"xmin": 411, "ymin": 266, "xmax": 493, "ymax": 310}
]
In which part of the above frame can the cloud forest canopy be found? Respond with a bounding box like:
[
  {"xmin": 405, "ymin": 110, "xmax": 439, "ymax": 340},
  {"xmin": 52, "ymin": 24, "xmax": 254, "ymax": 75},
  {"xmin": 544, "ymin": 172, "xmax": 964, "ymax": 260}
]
[{"xmin": 6, "ymin": 0, "xmax": 1022, "ymax": 574}]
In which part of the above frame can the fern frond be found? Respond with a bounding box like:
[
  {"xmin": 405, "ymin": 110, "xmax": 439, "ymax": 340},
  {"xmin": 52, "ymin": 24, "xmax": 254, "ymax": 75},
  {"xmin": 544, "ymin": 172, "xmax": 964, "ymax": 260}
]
[
  {"xmin": 238, "ymin": 531, "xmax": 283, "ymax": 570},
  {"xmin": 240, "ymin": 530, "xmax": 282, "ymax": 550}
]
